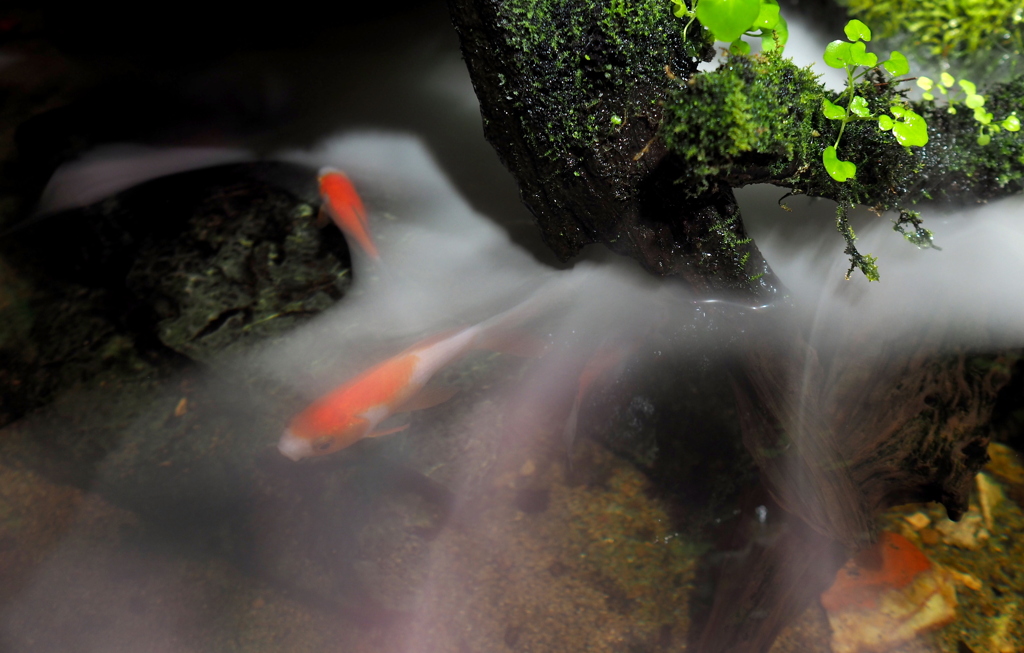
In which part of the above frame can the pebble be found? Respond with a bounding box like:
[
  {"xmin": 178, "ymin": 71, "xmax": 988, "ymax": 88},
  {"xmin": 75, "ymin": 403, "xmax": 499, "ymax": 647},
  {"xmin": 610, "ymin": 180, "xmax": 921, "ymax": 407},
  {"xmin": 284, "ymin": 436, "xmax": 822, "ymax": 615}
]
[
  {"xmin": 975, "ymin": 472, "xmax": 1003, "ymax": 532},
  {"xmin": 934, "ymin": 511, "xmax": 989, "ymax": 550},
  {"xmin": 986, "ymin": 443, "xmax": 1024, "ymax": 486},
  {"xmin": 948, "ymin": 568, "xmax": 983, "ymax": 591},
  {"xmin": 903, "ymin": 512, "xmax": 931, "ymax": 531}
]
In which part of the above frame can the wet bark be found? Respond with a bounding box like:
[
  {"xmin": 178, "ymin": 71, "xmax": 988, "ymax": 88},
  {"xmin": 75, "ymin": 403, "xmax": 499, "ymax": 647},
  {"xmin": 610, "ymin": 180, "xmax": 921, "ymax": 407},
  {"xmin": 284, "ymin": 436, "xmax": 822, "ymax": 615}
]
[{"xmin": 446, "ymin": 0, "xmax": 779, "ymax": 298}]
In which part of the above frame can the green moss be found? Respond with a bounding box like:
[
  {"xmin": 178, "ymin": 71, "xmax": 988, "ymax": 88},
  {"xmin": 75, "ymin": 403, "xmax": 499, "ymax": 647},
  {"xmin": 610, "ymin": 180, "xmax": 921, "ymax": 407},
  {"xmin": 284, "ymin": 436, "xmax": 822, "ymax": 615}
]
[
  {"xmin": 842, "ymin": 0, "xmax": 1024, "ymax": 63},
  {"xmin": 661, "ymin": 52, "xmax": 942, "ymax": 279},
  {"xmin": 663, "ymin": 53, "xmax": 922, "ymax": 207},
  {"xmin": 496, "ymin": 0, "xmax": 711, "ymax": 171},
  {"xmin": 661, "ymin": 52, "xmax": 824, "ymax": 197}
]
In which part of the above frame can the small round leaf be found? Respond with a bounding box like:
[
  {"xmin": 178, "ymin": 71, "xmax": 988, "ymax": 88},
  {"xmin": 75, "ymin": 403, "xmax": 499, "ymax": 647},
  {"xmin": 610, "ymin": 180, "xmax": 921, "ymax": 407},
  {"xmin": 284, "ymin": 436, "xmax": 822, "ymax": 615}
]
[
  {"xmin": 882, "ymin": 51, "xmax": 909, "ymax": 76},
  {"xmin": 978, "ymin": 133, "xmax": 991, "ymax": 146},
  {"xmin": 916, "ymin": 76, "xmax": 934, "ymax": 91},
  {"xmin": 823, "ymin": 146, "xmax": 857, "ymax": 182},
  {"xmin": 940, "ymin": 72, "xmax": 955, "ymax": 88},
  {"xmin": 965, "ymin": 94, "xmax": 985, "ymax": 109},
  {"xmin": 849, "ymin": 95, "xmax": 871, "ymax": 118},
  {"xmin": 843, "ymin": 19, "xmax": 871, "ymax": 42},
  {"xmin": 1003, "ymin": 114, "xmax": 1021, "ymax": 132},
  {"xmin": 729, "ymin": 39, "xmax": 752, "ymax": 55},
  {"xmin": 760, "ymin": 14, "xmax": 788, "ymax": 51},
  {"xmin": 958, "ymin": 79, "xmax": 977, "ymax": 96},
  {"xmin": 821, "ymin": 98, "xmax": 847, "ymax": 120},
  {"xmin": 891, "ymin": 110, "xmax": 928, "ymax": 147},
  {"xmin": 849, "ymin": 41, "xmax": 877, "ymax": 67},
  {"xmin": 753, "ymin": 0, "xmax": 780, "ymax": 29},
  {"xmin": 877, "ymin": 115, "xmax": 894, "ymax": 130},
  {"xmin": 823, "ymin": 40, "xmax": 853, "ymax": 68},
  {"xmin": 696, "ymin": 0, "xmax": 761, "ymax": 43}
]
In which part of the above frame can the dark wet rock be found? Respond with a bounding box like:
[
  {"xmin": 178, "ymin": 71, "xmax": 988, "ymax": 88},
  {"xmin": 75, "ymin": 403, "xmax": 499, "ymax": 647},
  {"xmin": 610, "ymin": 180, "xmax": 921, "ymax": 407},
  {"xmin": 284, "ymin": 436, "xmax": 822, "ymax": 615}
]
[
  {"xmin": 1, "ymin": 161, "xmax": 350, "ymax": 404},
  {"xmin": 121, "ymin": 165, "xmax": 350, "ymax": 362},
  {"xmin": 0, "ymin": 273, "xmax": 161, "ymax": 431}
]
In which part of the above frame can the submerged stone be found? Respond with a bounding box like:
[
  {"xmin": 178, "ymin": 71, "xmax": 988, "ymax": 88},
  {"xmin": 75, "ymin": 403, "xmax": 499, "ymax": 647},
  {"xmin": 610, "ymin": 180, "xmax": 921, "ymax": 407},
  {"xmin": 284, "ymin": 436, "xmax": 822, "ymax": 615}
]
[{"xmin": 4, "ymin": 162, "xmax": 351, "ymax": 366}]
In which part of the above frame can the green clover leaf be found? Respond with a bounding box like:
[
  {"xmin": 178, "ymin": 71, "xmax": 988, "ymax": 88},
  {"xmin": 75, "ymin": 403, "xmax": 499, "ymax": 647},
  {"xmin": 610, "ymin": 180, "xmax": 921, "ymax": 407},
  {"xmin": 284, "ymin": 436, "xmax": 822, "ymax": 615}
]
[
  {"xmin": 849, "ymin": 41, "xmax": 877, "ymax": 67},
  {"xmin": 891, "ymin": 110, "xmax": 928, "ymax": 146},
  {"xmin": 882, "ymin": 51, "xmax": 909, "ymax": 76},
  {"xmin": 849, "ymin": 96, "xmax": 871, "ymax": 118},
  {"xmin": 877, "ymin": 114, "xmax": 894, "ymax": 130},
  {"xmin": 696, "ymin": 0, "xmax": 761, "ymax": 42},
  {"xmin": 729, "ymin": 39, "xmax": 751, "ymax": 55},
  {"xmin": 973, "ymin": 107, "xmax": 993, "ymax": 125},
  {"xmin": 823, "ymin": 146, "xmax": 857, "ymax": 182},
  {"xmin": 965, "ymin": 94, "xmax": 985, "ymax": 109},
  {"xmin": 753, "ymin": 0, "xmax": 780, "ymax": 30},
  {"xmin": 822, "ymin": 98, "xmax": 846, "ymax": 120},
  {"xmin": 843, "ymin": 19, "xmax": 871, "ymax": 42},
  {"xmin": 823, "ymin": 40, "xmax": 853, "ymax": 68}
]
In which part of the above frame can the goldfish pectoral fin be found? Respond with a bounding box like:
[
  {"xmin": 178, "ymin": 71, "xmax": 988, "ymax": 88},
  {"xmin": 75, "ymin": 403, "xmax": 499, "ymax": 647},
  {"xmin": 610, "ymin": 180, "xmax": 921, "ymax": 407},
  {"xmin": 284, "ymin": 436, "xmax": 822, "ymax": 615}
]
[
  {"xmin": 315, "ymin": 205, "xmax": 330, "ymax": 228},
  {"xmin": 398, "ymin": 385, "xmax": 459, "ymax": 412},
  {"xmin": 367, "ymin": 423, "xmax": 411, "ymax": 438},
  {"xmin": 473, "ymin": 328, "xmax": 549, "ymax": 358}
]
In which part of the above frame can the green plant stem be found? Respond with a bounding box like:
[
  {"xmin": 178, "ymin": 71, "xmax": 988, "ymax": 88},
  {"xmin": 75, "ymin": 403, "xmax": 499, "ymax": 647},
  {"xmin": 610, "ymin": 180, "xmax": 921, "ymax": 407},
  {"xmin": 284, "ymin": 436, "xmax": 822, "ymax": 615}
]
[{"xmin": 683, "ymin": 12, "xmax": 698, "ymax": 40}]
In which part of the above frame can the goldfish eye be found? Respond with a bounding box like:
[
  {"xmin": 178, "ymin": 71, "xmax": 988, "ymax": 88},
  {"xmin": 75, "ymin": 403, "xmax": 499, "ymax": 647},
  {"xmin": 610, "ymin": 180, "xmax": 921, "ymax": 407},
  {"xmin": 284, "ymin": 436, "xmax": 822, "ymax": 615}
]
[{"xmin": 313, "ymin": 436, "xmax": 334, "ymax": 452}]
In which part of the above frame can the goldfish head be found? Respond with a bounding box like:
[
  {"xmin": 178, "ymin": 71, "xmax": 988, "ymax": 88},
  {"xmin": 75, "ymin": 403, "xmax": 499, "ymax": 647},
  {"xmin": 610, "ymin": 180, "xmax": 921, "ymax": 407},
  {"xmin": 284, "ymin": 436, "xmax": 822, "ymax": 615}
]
[{"xmin": 277, "ymin": 415, "xmax": 371, "ymax": 461}]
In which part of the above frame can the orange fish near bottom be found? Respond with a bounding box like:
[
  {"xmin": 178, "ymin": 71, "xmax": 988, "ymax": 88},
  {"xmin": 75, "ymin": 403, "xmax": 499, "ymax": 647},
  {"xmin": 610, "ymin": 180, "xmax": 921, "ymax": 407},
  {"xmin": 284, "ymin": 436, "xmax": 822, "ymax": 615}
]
[
  {"xmin": 318, "ymin": 167, "xmax": 379, "ymax": 260},
  {"xmin": 279, "ymin": 297, "xmax": 552, "ymax": 460}
]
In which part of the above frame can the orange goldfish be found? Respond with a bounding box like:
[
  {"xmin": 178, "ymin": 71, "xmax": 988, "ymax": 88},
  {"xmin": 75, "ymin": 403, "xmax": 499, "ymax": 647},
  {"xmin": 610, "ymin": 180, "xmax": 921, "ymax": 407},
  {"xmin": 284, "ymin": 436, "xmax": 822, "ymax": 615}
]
[
  {"xmin": 318, "ymin": 167, "xmax": 379, "ymax": 260},
  {"xmin": 279, "ymin": 300, "xmax": 553, "ymax": 461}
]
